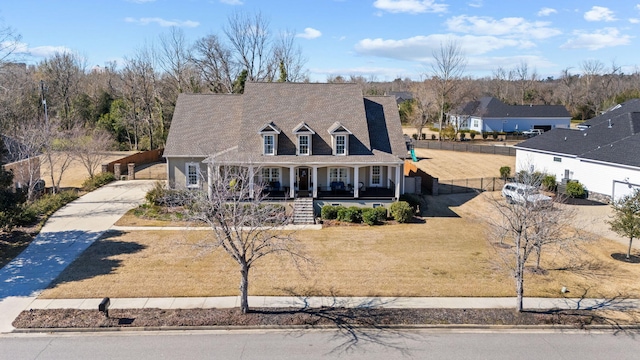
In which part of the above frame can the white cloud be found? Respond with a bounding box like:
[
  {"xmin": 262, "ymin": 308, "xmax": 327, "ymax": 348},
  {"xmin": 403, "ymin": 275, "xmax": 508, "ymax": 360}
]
[
  {"xmin": 124, "ymin": 17, "xmax": 199, "ymax": 27},
  {"xmin": 468, "ymin": 0, "xmax": 483, "ymax": 8},
  {"xmin": 296, "ymin": 28, "xmax": 322, "ymax": 39},
  {"xmin": 537, "ymin": 7, "xmax": 557, "ymax": 17},
  {"xmin": 445, "ymin": 15, "xmax": 562, "ymax": 39},
  {"xmin": 355, "ymin": 34, "xmax": 527, "ymax": 62},
  {"xmin": 630, "ymin": 18, "xmax": 640, "ymax": 24},
  {"xmin": 10, "ymin": 42, "xmax": 73, "ymax": 58},
  {"xmin": 373, "ymin": 0, "xmax": 447, "ymax": 14},
  {"xmin": 219, "ymin": 0, "xmax": 243, "ymax": 5},
  {"xmin": 584, "ymin": 6, "xmax": 617, "ymax": 22},
  {"xmin": 561, "ymin": 28, "xmax": 632, "ymax": 50}
]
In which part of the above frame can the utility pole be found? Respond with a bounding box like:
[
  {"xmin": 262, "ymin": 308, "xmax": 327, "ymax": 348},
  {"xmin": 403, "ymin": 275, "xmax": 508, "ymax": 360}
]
[{"xmin": 40, "ymin": 80, "xmax": 49, "ymax": 128}]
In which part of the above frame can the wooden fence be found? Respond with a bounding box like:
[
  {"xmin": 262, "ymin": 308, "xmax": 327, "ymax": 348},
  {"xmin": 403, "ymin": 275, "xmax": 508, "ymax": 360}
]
[
  {"xmin": 437, "ymin": 177, "xmax": 508, "ymax": 195},
  {"xmin": 413, "ymin": 140, "xmax": 517, "ymax": 156}
]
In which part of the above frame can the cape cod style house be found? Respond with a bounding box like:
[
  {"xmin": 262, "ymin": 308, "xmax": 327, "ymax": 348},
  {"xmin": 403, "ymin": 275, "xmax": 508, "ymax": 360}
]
[
  {"xmin": 163, "ymin": 82, "xmax": 407, "ymax": 208},
  {"xmin": 450, "ymin": 97, "xmax": 571, "ymax": 133},
  {"xmin": 515, "ymin": 99, "xmax": 640, "ymax": 202}
]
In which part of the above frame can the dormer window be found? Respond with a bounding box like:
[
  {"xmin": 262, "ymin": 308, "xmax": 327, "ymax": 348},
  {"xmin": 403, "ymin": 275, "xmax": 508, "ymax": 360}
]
[
  {"xmin": 335, "ymin": 135, "xmax": 346, "ymax": 155},
  {"xmin": 264, "ymin": 135, "xmax": 275, "ymax": 155},
  {"xmin": 258, "ymin": 122, "xmax": 281, "ymax": 156},
  {"xmin": 298, "ymin": 135, "xmax": 309, "ymax": 155},
  {"xmin": 293, "ymin": 122, "xmax": 315, "ymax": 156},
  {"xmin": 328, "ymin": 121, "xmax": 352, "ymax": 156}
]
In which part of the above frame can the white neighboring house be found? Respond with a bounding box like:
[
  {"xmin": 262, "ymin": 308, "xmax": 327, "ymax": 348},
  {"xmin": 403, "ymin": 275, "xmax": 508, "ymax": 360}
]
[
  {"xmin": 514, "ymin": 99, "xmax": 640, "ymax": 202},
  {"xmin": 449, "ymin": 97, "xmax": 571, "ymax": 133}
]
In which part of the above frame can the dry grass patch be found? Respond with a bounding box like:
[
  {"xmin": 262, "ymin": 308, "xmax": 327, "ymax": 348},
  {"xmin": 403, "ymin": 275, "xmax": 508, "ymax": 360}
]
[
  {"xmin": 40, "ymin": 213, "xmax": 640, "ymax": 299},
  {"xmin": 412, "ymin": 148, "xmax": 516, "ymax": 180}
]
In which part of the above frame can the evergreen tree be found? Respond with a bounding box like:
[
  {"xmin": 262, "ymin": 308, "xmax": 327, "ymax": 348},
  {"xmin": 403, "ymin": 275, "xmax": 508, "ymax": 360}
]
[{"xmin": 232, "ymin": 70, "xmax": 248, "ymax": 94}]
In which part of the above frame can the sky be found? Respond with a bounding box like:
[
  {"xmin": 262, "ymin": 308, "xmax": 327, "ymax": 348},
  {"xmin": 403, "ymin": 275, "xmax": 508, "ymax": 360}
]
[{"xmin": 2, "ymin": 0, "xmax": 640, "ymax": 82}]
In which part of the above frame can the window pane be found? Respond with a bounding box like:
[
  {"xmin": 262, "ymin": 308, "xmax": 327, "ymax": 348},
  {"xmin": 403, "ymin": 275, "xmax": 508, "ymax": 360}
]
[
  {"xmin": 187, "ymin": 164, "xmax": 198, "ymax": 186},
  {"xmin": 264, "ymin": 135, "xmax": 274, "ymax": 154},
  {"xmin": 336, "ymin": 135, "xmax": 345, "ymax": 154},
  {"xmin": 371, "ymin": 166, "xmax": 381, "ymax": 185},
  {"xmin": 299, "ymin": 135, "xmax": 309, "ymax": 154}
]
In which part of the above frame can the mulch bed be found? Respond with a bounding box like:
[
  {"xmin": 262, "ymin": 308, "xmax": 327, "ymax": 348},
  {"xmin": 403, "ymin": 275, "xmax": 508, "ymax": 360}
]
[{"xmin": 13, "ymin": 307, "xmax": 618, "ymax": 329}]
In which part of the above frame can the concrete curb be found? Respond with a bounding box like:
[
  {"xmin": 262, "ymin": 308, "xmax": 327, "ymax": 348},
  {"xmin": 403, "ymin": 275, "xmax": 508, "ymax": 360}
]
[{"xmin": 11, "ymin": 324, "xmax": 640, "ymax": 334}]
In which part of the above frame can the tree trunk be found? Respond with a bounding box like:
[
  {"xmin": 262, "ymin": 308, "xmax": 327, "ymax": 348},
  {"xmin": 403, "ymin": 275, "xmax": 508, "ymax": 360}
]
[
  {"xmin": 239, "ymin": 263, "xmax": 250, "ymax": 314},
  {"xmin": 515, "ymin": 234, "xmax": 524, "ymax": 312},
  {"xmin": 628, "ymin": 237, "xmax": 634, "ymax": 260}
]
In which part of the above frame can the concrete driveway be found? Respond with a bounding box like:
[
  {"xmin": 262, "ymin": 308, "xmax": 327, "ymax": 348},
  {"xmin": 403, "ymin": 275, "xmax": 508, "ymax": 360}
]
[{"xmin": 0, "ymin": 180, "xmax": 156, "ymax": 333}]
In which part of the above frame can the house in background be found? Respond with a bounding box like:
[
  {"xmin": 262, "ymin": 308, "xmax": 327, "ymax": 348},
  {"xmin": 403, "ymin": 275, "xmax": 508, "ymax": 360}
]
[
  {"xmin": 164, "ymin": 82, "xmax": 407, "ymax": 213},
  {"xmin": 515, "ymin": 98, "xmax": 640, "ymax": 202},
  {"xmin": 449, "ymin": 97, "xmax": 571, "ymax": 133}
]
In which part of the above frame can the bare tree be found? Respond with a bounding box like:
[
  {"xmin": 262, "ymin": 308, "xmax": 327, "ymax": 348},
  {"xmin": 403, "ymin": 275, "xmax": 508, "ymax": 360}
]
[
  {"xmin": 272, "ymin": 30, "xmax": 308, "ymax": 82},
  {"xmin": 171, "ymin": 159, "xmax": 307, "ymax": 313},
  {"xmin": 191, "ymin": 34, "xmax": 236, "ymax": 93},
  {"xmin": 69, "ymin": 127, "xmax": 115, "ymax": 179},
  {"xmin": 0, "ymin": 23, "xmax": 21, "ymax": 65},
  {"xmin": 608, "ymin": 189, "xmax": 640, "ymax": 260},
  {"xmin": 408, "ymin": 81, "xmax": 436, "ymax": 138},
  {"xmin": 487, "ymin": 168, "xmax": 581, "ymax": 312},
  {"xmin": 38, "ymin": 52, "xmax": 86, "ymax": 129},
  {"xmin": 514, "ymin": 61, "xmax": 538, "ymax": 105},
  {"xmin": 431, "ymin": 39, "xmax": 467, "ymax": 141},
  {"xmin": 224, "ymin": 11, "xmax": 275, "ymax": 82}
]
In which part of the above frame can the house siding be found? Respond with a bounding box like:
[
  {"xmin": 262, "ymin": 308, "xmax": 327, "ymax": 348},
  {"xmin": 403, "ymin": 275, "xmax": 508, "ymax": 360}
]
[
  {"xmin": 167, "ymin": 157, "xmax": 207, "ymax": 188},
  {"xmin": 516, "ymin": 149, "xmax": 640, "ymax": 201}
]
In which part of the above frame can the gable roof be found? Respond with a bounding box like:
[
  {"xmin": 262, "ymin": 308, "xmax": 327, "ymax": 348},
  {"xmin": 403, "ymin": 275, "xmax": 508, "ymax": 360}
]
[
  {"xmin": 164, "ymin": 82, "xmax": 406, "ymax": 163},
  {"xmin": 515, "ymin": 99, "xmax": 640, "ymax": 168},
  {"xmin": 455, "ymin": 97, "xmax": 570, "ymax": 118}
]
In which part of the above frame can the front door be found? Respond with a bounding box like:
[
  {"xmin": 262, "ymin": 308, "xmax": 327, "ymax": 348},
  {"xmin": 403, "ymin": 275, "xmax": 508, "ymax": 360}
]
[{"xmin": 298, "ymin": 167, "xmax": 309, "ymax": 191}]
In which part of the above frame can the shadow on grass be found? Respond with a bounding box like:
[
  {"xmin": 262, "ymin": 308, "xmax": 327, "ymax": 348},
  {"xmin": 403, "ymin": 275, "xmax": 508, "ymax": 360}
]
[
  {"xmin": 44, "ymin": 230, "xmax": 145, "ymax": 289},
  {"xmin": 423, "ymin": 192, "xmax": 479, "ymax": 218}
]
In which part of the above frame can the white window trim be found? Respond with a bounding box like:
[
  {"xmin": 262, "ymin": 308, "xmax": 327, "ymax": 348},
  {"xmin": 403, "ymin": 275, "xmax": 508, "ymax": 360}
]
[
  {"xmin": 261, "ymin": 167, "xmax": 282, "ymax": 184},
  {"xmin": 297, "ymin": 134, "xmax": 311, "ymax": 155},
  {"xmin": 263, "ymin": 134, "xmax": 276, "ymax": 155},
  {"xmin": 334, "ymin": 134, "xmax": 348, "ymax": 156},
  {"xmin": 327, "ymin": 167, "xmax": 350, "ymax": 187},
  {"xmin": 185, "ymin": 162, "xmax": 200, "ymax": 188},
  {"xmin": 370, "ymin": 165, "xmax": 382, "ymax": 187}
]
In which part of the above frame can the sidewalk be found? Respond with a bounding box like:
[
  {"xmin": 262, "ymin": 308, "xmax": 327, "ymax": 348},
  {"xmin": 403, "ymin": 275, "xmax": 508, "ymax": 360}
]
[
  {"xmin": 25, "ymin": 296, "xmax": 640, "ymax": 311},
  {"xmin": 0, "ymin": 180, "xmax": 156, "ymax": 333}
]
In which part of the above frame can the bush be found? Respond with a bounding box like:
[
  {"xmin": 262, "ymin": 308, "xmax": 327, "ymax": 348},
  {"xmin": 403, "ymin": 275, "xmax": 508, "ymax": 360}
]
[
  {"xmin": 145, "ymin": 181, "xmax": 189, "ymax": 207},
  {"xmin": 337, "ymin": 206, "xmax": 362, "ymax": 223},
  {"xmin": 565, "ymin": 181, "xmax": 586, "ymax": 198},
  {"xmin": 400, "ymin": 193, "xmax": 421, "ymax": 212},
  {"xmin": 542, "ymin": 174, "xmax": 557, "ymax": 191},
  {"xmin": 412, "ymin": 134, "xmax": 418, "ymax": 140},
  {"xmin": 362, "ymin": 208, "xmax": 378, "ymax": 225},
  {"xmin": 459, "ymin": 132, "xmax": 466, "ymax": 140},
  {"xmin": 16, "ymin": 190, "xmax": 80, "ymax": 226},
  {"xmin": 431, "ymin": 134, "xmax": 436, "ymax": 140},
  {"xmin": 492, "ymin": 132, "xmax": 498, "ymax": 140},
  {"xmin": 390, "ymin": 201, "xmax": 413, "ymax": 223},
  {"xmin": 374, "ymin": 206, "xmax": 388, "ymax": 222},
  {"xmin": 321, "ymin": 204, "xmax": 342, "ymax": 220},
  {"xmin": 482, "ymin": 132, "xmax": 488, "ymax": 140},
  {"xmin": 499, "ymin": 166, "xmax": 511, "ymax": 180},
  {"xmin": 81, "ymin": 172, "xmax": 116, "ymax": 191},
  {"xmin": 469, "ymin": 130, "xmax": 478, "ymax": 139}
]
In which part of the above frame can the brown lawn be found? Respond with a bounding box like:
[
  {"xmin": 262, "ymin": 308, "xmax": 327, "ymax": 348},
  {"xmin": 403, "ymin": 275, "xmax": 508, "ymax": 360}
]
[
  {"xmin": 40, "ymin": 201, "xmax": 640, "ymax": 299},
  {"xmin": 40, "ymin": 151, "xmax": 137, "ymax": 189},
  {"xmin": 412, "ymin": 148, "xmax": 516, "ymax": 180}
]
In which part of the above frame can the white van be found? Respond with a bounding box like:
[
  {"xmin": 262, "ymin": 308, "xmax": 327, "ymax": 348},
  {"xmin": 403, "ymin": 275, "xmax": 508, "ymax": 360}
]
[{"xmin": 501, "ymin": 182, "xmax": 552, "ymax": 207}]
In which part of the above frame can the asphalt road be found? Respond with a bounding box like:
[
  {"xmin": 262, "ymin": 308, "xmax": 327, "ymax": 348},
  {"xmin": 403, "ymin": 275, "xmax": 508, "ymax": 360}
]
[{"xmin": 2, "ymin": 329, "xmax": 639, "ymax": 359}]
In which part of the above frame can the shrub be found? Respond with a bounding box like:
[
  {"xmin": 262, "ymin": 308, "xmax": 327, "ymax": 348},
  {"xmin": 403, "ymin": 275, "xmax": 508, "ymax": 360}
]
[
  {"xmin": 17, "ymin": 190, "xmax": 80, "ymax": 226},
  {"xmin": 459, "ymin": 132, "xmax": 466, "ymax": 140},
  {"xmin": 337, "ymin": 206, "xmax": 362, "ymax": 223},
  {"xmin": 469, "ymin": 130, "xmax": 478, "ymax": 139},
  {"xmin": 431, "ymin": 134, "xmax": 436, "ymax": 140},
  {"xmin": 542, "ymin": 174, "xmax": 557, "ymax": 191},
  {"xmin": 390, "ymin": 201, "xmax": 413, "ymax": 223},
  {"xmin": 482, "ymin": 132, "xmax": 488, "ymax": 140},
  {"xmin": 499, "ymin": 166, "xmax": 511, "ymax": 180},
  {"xmin": 362, "ymin": 208, "xmax": 378, "ymax": 225},
  {"xmin": 81, "ymin": 172, "xmax": 116, "ymax": 191},
  {"xmin": 321, "ymin": 204, "xmax": 342, "ymax": 220},
  {"xmin": 374, "ymin": 206, "xmax": 388, "ymax": 222},
  {"xmin": 145, "ymin": 181, "xmax": 189, "ymax": 207},
  {"xmin": 492, "ymin": 132, "xmax": 498, "ymax": 140},
  {"xmin": 565, "ymin": 181, "xmax": 586, "ymax": 198},
  {"xmin": 400, "ymin": 193, "xmax": 421, "ymax": 212},
  {"xmin": 412, "ymin": 134, "xmax": 418, "ymax": 140}
]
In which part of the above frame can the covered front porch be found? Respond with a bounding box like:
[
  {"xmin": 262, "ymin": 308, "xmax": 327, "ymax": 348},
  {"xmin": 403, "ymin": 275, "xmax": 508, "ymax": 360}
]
[{"xmin": 258, "ymin": 163, "xmax": 403, "ymax": 200}]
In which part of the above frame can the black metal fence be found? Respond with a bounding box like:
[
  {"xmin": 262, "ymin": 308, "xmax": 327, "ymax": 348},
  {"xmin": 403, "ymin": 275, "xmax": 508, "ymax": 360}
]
[
  {"xmin": 414, "ymin": 140, "xmax": 517, "ymax": 156},
  {"xmin": 436, "ymin": 177, "xmax": 508, "ymax": 195}
]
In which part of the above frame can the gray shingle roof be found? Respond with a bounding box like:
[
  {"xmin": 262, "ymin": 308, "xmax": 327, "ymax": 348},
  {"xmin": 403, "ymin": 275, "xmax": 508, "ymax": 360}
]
[
  {"xmin": 515, "ymin": 99, "xmax": 640, "ymax": 168},
  {"xmin": 456, "ymin": 97, "xmax": 570, "ymax": 118},
  {"xmin": 164, "ymin": 82, "xmax": 406, "ymax": 163}
]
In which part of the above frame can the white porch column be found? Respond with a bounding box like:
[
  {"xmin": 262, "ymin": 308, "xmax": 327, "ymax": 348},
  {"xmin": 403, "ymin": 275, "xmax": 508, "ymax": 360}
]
[
  {"xmin": 207, "ymin": 163, "xmax": 213, "ymax": 199},
  {"xmin": 353, "ymin": 166, "xmax": 360, "ymax": 198},
  {"xmin": 289, "ymin": 166, "xmax": 295, "ymax": 198},
  {"xmin": 312, "ymin": 166, "xmax": 318, "ymax": 198},
  {"xmin": 248, "ymin": 165, "xmax": 254, "ymax": 199},
  {"xmin": 395, "ymin": 165, "xmax": 401, "ymax": 199}
]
